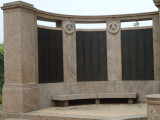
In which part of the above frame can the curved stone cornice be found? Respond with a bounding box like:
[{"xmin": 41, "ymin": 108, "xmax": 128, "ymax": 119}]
[
  {"xmin": 1, "ymin": 1, "xmax": 158, "ymax": 23},
  {"xmin": 36, "ymin": 9, "xmax": 158, "ymax": 23}
]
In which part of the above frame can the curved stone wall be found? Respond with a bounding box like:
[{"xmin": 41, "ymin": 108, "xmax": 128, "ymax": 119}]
[{"xmin": 1, "ymin": 1, "xmax": 160, "ymax": 119}]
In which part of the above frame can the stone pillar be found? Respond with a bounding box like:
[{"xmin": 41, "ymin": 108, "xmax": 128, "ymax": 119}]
[
  {"xmin": 1, "ymin": 1, "xmax": 38, "ymax": 117},
  {"xmin": 146, "ymin": 3, "xmax": 160, "ymax": 120},
  {"xmin": 62, "ymin": 20, "xmax": 77, "ymax": 82},
  {"xmin": 153, "ymin": 0, "xmax": 160, "ymax": 21},
  {"xmin": 106, "ymin": 19, "xmax": 122, "ymax": 81},
  {"xmin": 153, "ymin": 0, "xmax": 160, "ymax": 80},
  {"xmin": 146, "ymin": 94, "xmax": 160, "ymax": 120},
  {"xmin": 153, "ymin": 17, "xmax": 160, "ymax": 80}
]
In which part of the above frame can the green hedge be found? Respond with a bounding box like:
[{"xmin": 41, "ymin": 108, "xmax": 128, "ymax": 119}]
[
  {"xmin": 0, "ymin": 95, "xmax": 2, "ymax": 104},
  {"xmin": 0, "ymin": 43, "xmax": 4, "ymax": 95}
]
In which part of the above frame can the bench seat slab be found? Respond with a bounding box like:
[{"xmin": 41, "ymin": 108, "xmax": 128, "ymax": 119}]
[{"xmin": 52, "ymin": 93, "xmax": 138, "ymax": 101}]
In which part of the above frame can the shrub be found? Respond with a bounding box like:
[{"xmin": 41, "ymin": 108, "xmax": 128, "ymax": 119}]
[
  {"xmin": 0, "ymin": 95, "xmax": 2, "ymax": 104},
  {"xmin": 0, "ymin": 43, "xmax": 4, "ymax": 95},
  {"xmin": 133, "ymin": 21, "xmax": 140, "ymax": 27}
]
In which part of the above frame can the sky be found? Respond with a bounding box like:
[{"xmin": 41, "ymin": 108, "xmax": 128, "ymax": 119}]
[{"xmin": 0, "ymin": 0, "xmax": 158, "ymax": 43}]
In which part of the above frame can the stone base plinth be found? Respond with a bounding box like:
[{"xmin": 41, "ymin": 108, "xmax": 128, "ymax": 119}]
[
  {"xmin": 146, "ymin": 94, "xmax": 160, "ymax": 120},
  {"xmin": 2, "ymin": 84, "xmax": 38, "ymax": 114}
]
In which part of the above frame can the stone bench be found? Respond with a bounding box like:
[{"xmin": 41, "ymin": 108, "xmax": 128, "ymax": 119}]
[{"xmin": 51, "ymin": 93, "xmax": 138, "ymax": 107}]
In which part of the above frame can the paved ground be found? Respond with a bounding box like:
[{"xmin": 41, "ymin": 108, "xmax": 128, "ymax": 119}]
[{"xmin": 33, "ymin": 103, "xmax": 147, "ymax": 118}]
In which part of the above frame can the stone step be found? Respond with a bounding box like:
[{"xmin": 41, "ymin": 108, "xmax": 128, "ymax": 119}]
[{"xmin": 5, "ymin": 118, "xmax": 30, "ymax": 120}]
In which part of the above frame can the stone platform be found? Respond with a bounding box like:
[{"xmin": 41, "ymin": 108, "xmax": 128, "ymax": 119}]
[{"xmin": 3, "ymin": 103, "xmax": 147, "ymax": 120}]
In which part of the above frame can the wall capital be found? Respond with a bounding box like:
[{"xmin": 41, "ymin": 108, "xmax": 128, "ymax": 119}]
[{"xmin": 1, "ymin": 1, "xmax": 35, "ymax": 11}]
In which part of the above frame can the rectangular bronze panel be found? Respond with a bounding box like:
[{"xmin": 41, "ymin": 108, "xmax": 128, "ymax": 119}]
[
  {"xmin": 38, "ymin": 28, "xmax": 63, "ymax": 83},
  {"xmin": 76, "ymin": 31, "xmax": 107, "ymax": 81},
  {"xmin": 122, "ymin": 28, "xmax": 154, "ymax": 80}
]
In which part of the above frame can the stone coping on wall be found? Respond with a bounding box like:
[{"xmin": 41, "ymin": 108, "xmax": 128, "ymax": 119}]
[
  {"xmin": 38, "ymin": 25, "xmax": 153, "ymax": 31},
  {"xmin": 146, "ymin": 94, "xmax": 160, "ymax": 99},
  {"xmin": 1, "ymin": 1, "xmax": 158, "ymax": 23}
]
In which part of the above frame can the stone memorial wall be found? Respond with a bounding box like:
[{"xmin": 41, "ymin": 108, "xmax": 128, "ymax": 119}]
[{"xmin": 1, "ymin": 0, "xmax": 160, "ymax": 119}]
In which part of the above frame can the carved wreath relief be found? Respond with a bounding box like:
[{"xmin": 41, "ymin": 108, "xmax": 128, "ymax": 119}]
[
  {"xmin": 108, "ymin": 22, "xmax": 120, "ymax": 34},
  {"xmin": 64, "ymin": 22, "xmax": 75, "ymax": 34}
]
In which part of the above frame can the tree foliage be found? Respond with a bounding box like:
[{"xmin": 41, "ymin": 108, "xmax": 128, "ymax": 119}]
[{"xmin": 0, "ymin": 43, "xmax": 4, "ymax": 95}]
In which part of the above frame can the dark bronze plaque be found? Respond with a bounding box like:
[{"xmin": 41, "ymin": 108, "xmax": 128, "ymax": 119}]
[
  {"xmin": 122, "ymin": 28, "xmax": 154, "ymax": 80},
  {"xmin": 76, "ymin": 31, "xmax": 107, "ymax": 81},
  {"xmin": 38, "ymin": 28, "xmax": 63, "ymax": 83}
]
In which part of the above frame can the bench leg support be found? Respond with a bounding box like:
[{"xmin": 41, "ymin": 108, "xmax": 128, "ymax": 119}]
[
  {"xmin": 128, "ymin": 98, "xmax": 133, "ymax": 104},
  {"xmin": 95, "ymin": 99, "xmax": 100, "ymax": 104},
  {"xmin": 52, "ymin": 101, "xmax": 57, "ymax": 106},
  {"xmin": 58, "ymin": 101, "xmax": 69, "ymax": 107}
]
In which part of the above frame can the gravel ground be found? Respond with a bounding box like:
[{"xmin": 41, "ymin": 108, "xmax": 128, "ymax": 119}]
[{"xmin": 33, "ymin": 103, "xmax": 147, "ymax": 118}]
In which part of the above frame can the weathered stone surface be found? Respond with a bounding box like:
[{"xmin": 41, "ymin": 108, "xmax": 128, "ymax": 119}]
[
  {"xmin": 51, "ymin": 93, "xmax": 137, "ymax": 101},
  {"xmin": 38, "ymin": 82, "xmax": 71, "ymax": 108},
  {"xmin": 97, "ymin": 93, "xmax": 137, "ymax": 99},
  {"xmin": 3, "ymin": 84, "xmax": 38, "ymax": 113},
  {"xmin": 52, "ymin": 93, "xmax": 97, "ymax": 101},
  {"xmin": 2, "ymin": 1, "xmax": 33, "ymax": 8},
  {"xmin": 117, "ymin": 81, "xmax": 160, "ymax": 102},
  {"xmin": 2, "ymin": 1, "xmax": 38, "ymax": 117},
  {"xmin": 70, "ymin": 81, "xmax": 116, "ymax": 94},
  {"xmin": 153, "ymin": 17, "xmax": 160, "ymax": 80},
  {"xmin": 38, "ymin": 81, "xmax": 116, "ymax": 108},
  {"xmin": 62, "ymin": 20, "xmax": 77, "ymax": 82},
  {"xmin": 38, "ymin": 81, "xmax": 160, "ymax": 108},
  {"xmin": 106, "ymin": 19, "xmax": 122, "ymax": 81},
  {"xmin": 146, "ymin": 94, "xmax": 160, "ymax": 120}
]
